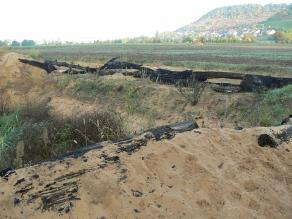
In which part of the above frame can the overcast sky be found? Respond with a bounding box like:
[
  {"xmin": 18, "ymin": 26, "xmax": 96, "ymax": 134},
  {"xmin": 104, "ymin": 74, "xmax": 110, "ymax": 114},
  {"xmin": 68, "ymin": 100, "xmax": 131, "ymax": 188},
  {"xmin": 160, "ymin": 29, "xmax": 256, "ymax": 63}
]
[{"xmin": 0, "ymin": 0, "xmax": 291, "ymax": 42}]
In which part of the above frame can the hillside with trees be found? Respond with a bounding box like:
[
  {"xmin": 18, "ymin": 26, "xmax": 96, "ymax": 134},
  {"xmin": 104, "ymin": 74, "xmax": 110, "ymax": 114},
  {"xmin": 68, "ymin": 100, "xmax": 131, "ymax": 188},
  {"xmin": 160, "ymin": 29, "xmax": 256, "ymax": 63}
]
[
  {"xmin": 177, "ymin": 4, "xmax": 291, "ymax": 37},
  {"xmin": 261, "ymin": 4, "xmax": 292, "ymax": 30}
]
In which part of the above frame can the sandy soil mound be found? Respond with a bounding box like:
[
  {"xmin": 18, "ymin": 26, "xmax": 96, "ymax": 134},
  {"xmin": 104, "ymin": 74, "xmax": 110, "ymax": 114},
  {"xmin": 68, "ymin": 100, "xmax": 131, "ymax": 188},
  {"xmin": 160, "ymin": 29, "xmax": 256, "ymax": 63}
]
[
  {"xmin": 0, "ymin": 53, "xmax": 97, "ymax": 116},
  {"xmin": 0, "ymin": 126, "xmax": 291, "ymax": 219},
  {"xmin": 0, "ymin": 53, "xmax": 52, "ymax": 105}
]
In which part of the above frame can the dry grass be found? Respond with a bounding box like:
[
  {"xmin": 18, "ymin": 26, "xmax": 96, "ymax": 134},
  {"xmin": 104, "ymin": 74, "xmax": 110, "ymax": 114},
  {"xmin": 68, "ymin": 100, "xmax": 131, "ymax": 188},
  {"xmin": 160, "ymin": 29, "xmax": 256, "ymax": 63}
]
[
  {"xmin": 0, "ymin": 99, "xmax": 127, "ymax": 169},
  {"xmin": 0, "ymin": 89, "xmax": 10, "ymax": 116}
]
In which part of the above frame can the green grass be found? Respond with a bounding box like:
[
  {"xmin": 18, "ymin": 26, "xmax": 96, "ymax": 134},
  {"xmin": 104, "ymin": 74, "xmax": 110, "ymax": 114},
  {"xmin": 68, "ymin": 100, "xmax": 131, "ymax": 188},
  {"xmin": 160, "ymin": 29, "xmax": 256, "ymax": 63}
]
[
  {"xmin": 0, "ymin": 112, "xmax": 22, "ymax": 151},
  {"xmin": 236, "ymin": 85, "xmax": 292, "ymax": 126},
  {"xmin": 70, "ymin": 76, "xmax": 152, "ymax": 114},
  {"xmin": 71, "ymin": 78, "xmax": 115, "ymax": 98}
]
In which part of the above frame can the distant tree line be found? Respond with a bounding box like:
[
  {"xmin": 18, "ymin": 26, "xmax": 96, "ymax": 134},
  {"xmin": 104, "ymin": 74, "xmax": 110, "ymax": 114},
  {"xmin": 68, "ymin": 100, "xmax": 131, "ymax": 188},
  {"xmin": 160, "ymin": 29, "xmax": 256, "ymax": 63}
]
[
  {"xmin": 189, "ymin": 34, "xmax": 257, "ymax": 44},
  {"xmin": 0, "ymin": 39, "xmax": 36, "ymax": 48},
  {"xmin": 1, "ymin": 32, "xmax": 291, "ymax": 47},
  {"xmin": 0, "ymin": 40, "xmax": 9, "ymax": 47}
]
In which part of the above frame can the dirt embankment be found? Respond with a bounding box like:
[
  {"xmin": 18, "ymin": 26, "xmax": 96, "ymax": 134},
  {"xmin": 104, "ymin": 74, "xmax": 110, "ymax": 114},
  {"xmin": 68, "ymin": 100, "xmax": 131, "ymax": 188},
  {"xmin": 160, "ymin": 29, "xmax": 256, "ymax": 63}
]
[
  {"xmin": 0, "ymin": 52, "xmax": 238, "ymax": 129},
  {"xmin": 0, "ymin": 53, "xmax": 98, "ymax": 117},
  {"xmin": 0, "ymin": 52, "xmax": 54, "ymax": 107},
  {"xmin": 0, "ymin": 126, "xmax": 291, "ymax": 219}
]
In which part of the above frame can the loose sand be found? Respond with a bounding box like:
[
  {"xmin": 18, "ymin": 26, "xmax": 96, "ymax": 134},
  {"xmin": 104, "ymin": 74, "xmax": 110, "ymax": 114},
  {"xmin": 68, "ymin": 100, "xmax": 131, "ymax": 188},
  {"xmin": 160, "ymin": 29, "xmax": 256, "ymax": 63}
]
[{"xmin": 0, "ymin": 126, "xmax": 291, "ymax": 219}]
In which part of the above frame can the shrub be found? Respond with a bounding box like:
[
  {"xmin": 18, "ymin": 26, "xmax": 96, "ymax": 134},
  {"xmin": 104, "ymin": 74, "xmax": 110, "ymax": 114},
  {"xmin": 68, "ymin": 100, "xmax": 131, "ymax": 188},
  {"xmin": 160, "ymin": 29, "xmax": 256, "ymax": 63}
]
[
  {"xmin": 242, "ymin": 33, "xmax": 256, "ymax": 43},
  {"xmin": 176, "ymin": 74, "xmax": 206, "ymax": 106},
  {"xmin": 29, "ymin": 49, "xmax": 40, "ymax": 59}
]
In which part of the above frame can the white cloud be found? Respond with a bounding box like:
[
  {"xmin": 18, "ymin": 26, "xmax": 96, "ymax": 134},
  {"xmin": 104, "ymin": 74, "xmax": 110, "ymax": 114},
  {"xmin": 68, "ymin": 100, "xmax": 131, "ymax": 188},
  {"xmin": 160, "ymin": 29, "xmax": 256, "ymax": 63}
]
[{"xmin": 0, "ymin": 0, "xmax": 290, "ymax": 41}]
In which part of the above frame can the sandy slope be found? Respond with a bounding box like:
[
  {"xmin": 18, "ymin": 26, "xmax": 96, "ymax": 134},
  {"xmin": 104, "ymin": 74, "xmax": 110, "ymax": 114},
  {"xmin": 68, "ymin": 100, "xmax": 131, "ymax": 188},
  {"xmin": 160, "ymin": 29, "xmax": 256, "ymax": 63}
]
[
  {"xmin": 1, "ymin": 52, "xmax": 291, "ymax": 218},
  {"xmin": 0, "ymin": 126, "xmax": 291, "ymax": 219},
  {"xmin": 0, "ymin": 53, "xmax": 98, "ymax": 117},
  {"xmin": 0, "ymin": 52, "xmax": 51, "ymax": 105}
]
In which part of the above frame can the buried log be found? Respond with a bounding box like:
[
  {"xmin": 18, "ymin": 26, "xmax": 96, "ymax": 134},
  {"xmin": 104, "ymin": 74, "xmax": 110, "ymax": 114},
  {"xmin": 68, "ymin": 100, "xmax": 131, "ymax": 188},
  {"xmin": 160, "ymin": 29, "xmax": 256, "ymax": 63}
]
[
  {"xmin": 0, "ymin": 167, "xmax": 15, "ymax": 178},
  {"xmin": 0, "ymin": 120, "xmax": 198, "ymax": 214},
  {"xmin": 276, "ymin": 126, "xmax": 292, "ymax": 143},
  {"xmin": 281, "ymin": 115, "xmax": 292, "ymax": 125},
  {"xmin": 258, "ymin": 134, "xmax": 280, "ymax": 148},
  {"xmin": 58, "ymin": 120, "xmax": 199, "ymax": 157},
  {"xmin": 116, "ymin": 120, "xmax": 199, "ymax": 155},
  {"xmin": 100, "ymin": 57, "xmax": 143, "ymax": 70},
  {"xmin": 3, "ymin": 120, "xmax": 199, "ymax": 169},
  {"xmin": 258, "ymin": 126, "xmax": 292, "ymax": 147},
  {"xmin": 19, "ymin": 57, "xmax": 292, "ymax": 92},
  {"xmin": 19, "ymin": 59, "xmax": 57, "ymax": 73},
  {"xmin": 100, "ymin": 58, "xmax": 292, "ymax": 91},
  {"xmin": 0, "ymin": 119, "xmax": 199, "ymax": 214},
  {"xmin": 240, "ymin": 75, "xmax": 292, "ymax": 92},
  {"xmin": 19, "ymin": 58, "xmax": 97, "ymax": 74}
]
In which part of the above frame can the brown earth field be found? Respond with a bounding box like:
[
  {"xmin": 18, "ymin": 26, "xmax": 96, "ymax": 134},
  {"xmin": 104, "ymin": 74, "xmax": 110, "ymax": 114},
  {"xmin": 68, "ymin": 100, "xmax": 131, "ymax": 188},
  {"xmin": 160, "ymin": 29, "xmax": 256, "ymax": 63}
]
[
  {"xmin": 37, "ymin": 51, "xmax": 292, "ymax": 67},
  {"xmin": 18, "ymin": 43, "xmax": 292, "ymax": 76},
  {"xmin": 0, "ymin": 52, "xmax": 291, "ymax": 219}
]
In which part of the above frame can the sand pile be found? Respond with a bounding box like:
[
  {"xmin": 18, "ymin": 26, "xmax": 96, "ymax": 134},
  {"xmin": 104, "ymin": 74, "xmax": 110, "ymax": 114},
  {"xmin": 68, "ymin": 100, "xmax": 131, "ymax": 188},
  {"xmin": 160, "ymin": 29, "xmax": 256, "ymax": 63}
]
[
  {"xmin": 0, "ymin": 53, "xmax": 98, "ymax": 117},
  {"xmin": 0, "ymin": 125, "xmax": 291, "ymax": 219}
]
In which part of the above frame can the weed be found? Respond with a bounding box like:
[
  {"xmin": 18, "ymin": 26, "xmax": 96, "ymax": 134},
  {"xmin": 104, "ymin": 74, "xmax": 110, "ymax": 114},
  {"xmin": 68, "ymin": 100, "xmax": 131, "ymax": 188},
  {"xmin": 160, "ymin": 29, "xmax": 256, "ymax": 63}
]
[{"xmin": 126, "ymin": 87, "xmax": 141, "ymax": 115}]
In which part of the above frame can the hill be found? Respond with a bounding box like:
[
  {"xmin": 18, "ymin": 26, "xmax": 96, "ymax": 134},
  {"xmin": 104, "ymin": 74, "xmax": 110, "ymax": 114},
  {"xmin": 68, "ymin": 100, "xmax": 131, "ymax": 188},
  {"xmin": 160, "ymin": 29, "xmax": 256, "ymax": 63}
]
[
  {"xmin": 261, "ymin": 4, "xmax": 292, "ymax": 30},
  {"xmin": 177, "ymin": 4, "xmax": 290, "ymax": 35}
]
